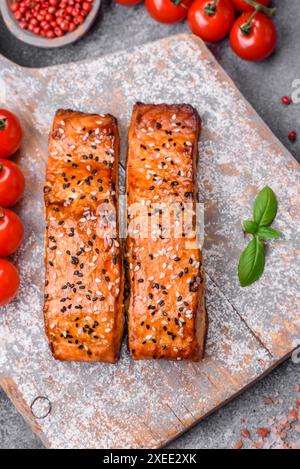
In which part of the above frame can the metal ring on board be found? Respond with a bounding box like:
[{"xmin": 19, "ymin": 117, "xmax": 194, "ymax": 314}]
[{"xmin": 30, "ymin": 396, "xmax": 52, "ymax": 419}]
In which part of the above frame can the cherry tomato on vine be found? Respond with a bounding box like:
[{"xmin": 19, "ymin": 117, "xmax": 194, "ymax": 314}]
[
  {"xmin": 145, "ymin": 0, "xmax": 191, "ymax": 24},
  {"xmin": 188, "ymin": 0, "xmax": 235, "ymax": 43},
  {"xmin": 230, "ymin": 0, "xmax": 271, "ymax": 12},
  {"xmin": 0, "ymin": 109, "xmax": 22, "ymax": 159},
  {"xmin": 0, "ymin": 160, "xmax": 25, "ymax": 208},
  {"xmin": 0, "ymin": 208, "xmax": 24, "ymax": 257},
  {"xmin": 114, "ymin": 0, "xmax": 143, "ymax": 5},
  {"xmin": 230, "ymin": 11, "xmax": 277, "ymax": 61},
  {"xmin": 0, "ymin": 259, "xmax": 20, "ymax": 307}
]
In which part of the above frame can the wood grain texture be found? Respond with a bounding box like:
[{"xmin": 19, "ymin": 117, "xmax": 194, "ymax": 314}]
[{"xmin": 0, "ymin": 34, "xmax": 299, "ymax": 449}]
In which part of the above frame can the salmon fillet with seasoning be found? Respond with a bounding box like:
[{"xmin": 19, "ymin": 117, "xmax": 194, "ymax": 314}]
[
  {"xmin": 44, "ymin": 110, "xmax": 124, "ymax": 363},
  {"xmin": 126, "ymin": 103, "xmax": 207, "ymax": 361}
]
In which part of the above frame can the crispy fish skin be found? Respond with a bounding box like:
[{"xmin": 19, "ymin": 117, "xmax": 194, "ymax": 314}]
[
  {"xmin": 126, "ymin": 103, "xmax": 207, "ymax": 361},
  {"xmin": 44, "ymin": 110, "xmax": 124, "ymax": 363}
]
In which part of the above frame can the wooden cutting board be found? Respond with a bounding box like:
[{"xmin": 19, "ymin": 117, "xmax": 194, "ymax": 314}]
[{"xmin": 0, "ymin": 33, "xmax": 299, "ymax": 449}]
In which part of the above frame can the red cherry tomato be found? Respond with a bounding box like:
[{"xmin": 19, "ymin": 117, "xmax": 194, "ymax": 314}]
[
  {"xmin": 0, "ymin": 259, "xmax": 20, "ymax": 307},
  {"xmin": 0, "ymin": 160, "xmax": 25, "ymax": 208},
  {"xmin": 114, "ymin": 0, "xmax": 143, "ymax": 5},
  {"xmin": 230, "ymin": 0, "xmax": 271, "ymax": 12},
  {"xmin": 188, "ymin": 0, "xmax": 235, "ymax": 42},
  {"xmin": 0, "ymin": 208, "xmax": 24, "ymax": 257},
  {"xmin": 145, "ymin": 0, "xmax": 191, "ymax": 24},
  {"xmin": 0, "ymin": 109, "xmax": 23, "ymax": 159},
  {"xmin": 230, "ymin": 11, "xmax": 277, "ymax": 61}
]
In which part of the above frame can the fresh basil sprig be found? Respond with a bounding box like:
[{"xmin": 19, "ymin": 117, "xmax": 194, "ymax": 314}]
[{"xmin": 238, "ymin": 186, "xmax": 282, "ymax": 287}]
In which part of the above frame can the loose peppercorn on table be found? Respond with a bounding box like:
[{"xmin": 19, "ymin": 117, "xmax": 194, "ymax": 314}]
[{"xmin": 0, "ymin": 34, "xmax": 299, "ymax": 449}]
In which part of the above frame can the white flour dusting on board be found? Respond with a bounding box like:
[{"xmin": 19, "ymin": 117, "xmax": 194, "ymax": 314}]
[{"xmin": 0, "ymin": 34, "xmax": 299, "ymax": 448}]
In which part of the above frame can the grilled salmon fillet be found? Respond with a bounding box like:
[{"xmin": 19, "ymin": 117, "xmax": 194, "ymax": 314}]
[
  {"xmin": 126, "ymin": 103, "xmax": 207, "ymax": 361},
  {"xmin": 44, "ymin": 110, "xmax": 124, "ymax": 363}
]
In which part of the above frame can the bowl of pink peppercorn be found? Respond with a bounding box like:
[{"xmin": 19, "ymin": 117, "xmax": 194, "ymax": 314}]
[{"xmin": 1, "ymin": 0, "xmax": 101, "ymax": 48}]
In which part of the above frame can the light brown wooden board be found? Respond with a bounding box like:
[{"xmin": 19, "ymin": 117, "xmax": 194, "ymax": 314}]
[{"xmin": 0, "ymin": 34, "xmax": 299, "ymax": 449}]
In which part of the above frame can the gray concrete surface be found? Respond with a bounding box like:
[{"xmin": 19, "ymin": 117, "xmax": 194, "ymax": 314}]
[{"xmin": 0, "ymin": 0, "xmax": 299, "ymax": 449}]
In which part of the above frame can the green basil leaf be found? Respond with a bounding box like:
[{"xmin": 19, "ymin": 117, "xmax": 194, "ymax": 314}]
[
  {"xmin": 256, "ymin": 227, "xmax": 281, "ymax": 240},
  {"xmin": 243, "ymin": 219, "xmax": 258, "ymax": 234},
  {"xmin": 253, "ymin": 186, "xmax": 278, "ymax": 227},
  {"xmin": 238, "ymin": 237, "xmax": 265, "ymax": 287}
]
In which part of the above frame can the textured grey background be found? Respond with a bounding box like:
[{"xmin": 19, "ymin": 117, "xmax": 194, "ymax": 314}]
[{"xmin": 0, "ymin": 0, "xmax": 300, "ymax": 449}]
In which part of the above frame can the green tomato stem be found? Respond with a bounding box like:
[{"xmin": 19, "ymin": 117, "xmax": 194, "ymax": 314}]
[
  {"xmin": 240, "ymin": 10, "xmax": 257, "ymax": 35},
  {"xmin": 204, "ymin": 0, "xmax": 219, "ymax": 16},
  {"xmin": 243, "ymin": 0, "xmax": 276, "ymax": 17},
  {"xmin": 170, "ymin": 0, "xmax": 190, "ymax": 9}
]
